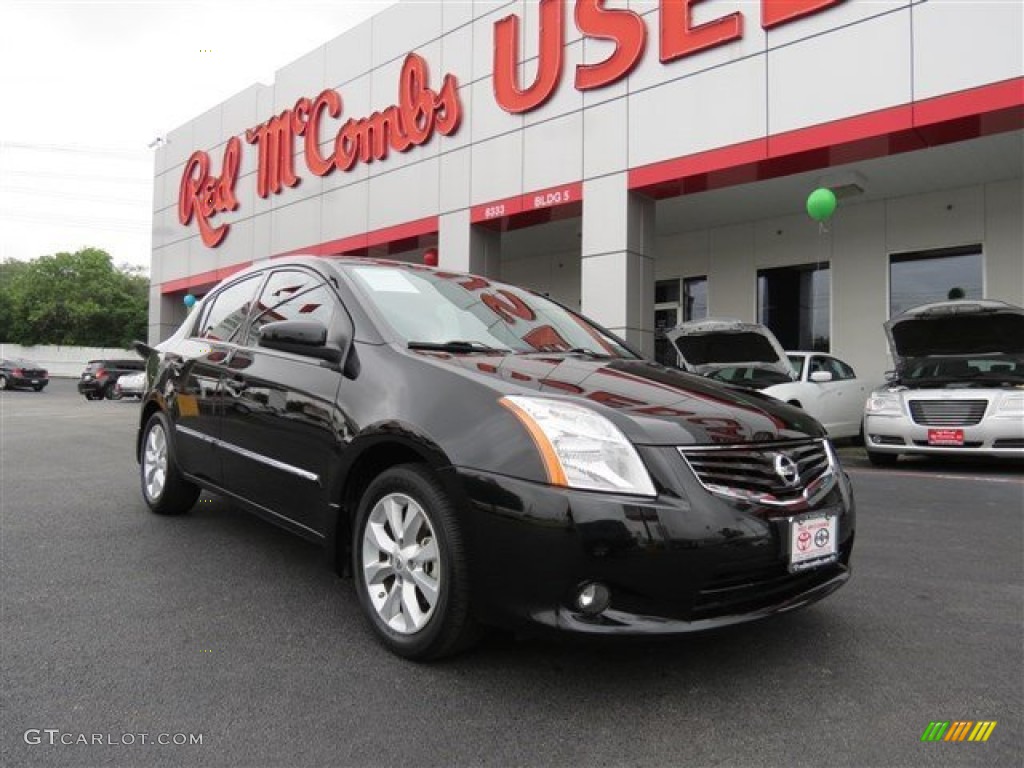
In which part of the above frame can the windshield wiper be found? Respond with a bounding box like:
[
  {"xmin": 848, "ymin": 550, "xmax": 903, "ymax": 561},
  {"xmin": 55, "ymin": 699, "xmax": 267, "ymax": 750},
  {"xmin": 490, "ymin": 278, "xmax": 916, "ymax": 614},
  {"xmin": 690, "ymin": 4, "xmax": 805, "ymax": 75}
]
[
  {"xmin": 564, "ymin": 347, "xmax": 614, "ymax": 359},
  {"xmin": 407, "ymin": 340, "xmax": 511, "ymax": 354}
]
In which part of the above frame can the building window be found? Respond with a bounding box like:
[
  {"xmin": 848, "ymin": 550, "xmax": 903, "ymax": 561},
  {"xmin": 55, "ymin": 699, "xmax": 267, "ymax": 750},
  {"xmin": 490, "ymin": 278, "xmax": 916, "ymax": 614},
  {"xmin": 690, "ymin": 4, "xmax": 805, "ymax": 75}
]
[
  {"xmin": 654, "ymin": 279, "xmax": 680, "ymax": 367},
  {"xmin": 683, "ymin": 276, "xmax": 708, "ymax": 322},
  {"xmin": 654, "ymin": 276, "xmax": 707, "ymax": 366},
  {"xmin": 757, "ymin": 263, "xmax": 830, "ymax": 352},
  {"xmin": 889, "ymin": 245, "xmax": 982, "ymax": 317}
]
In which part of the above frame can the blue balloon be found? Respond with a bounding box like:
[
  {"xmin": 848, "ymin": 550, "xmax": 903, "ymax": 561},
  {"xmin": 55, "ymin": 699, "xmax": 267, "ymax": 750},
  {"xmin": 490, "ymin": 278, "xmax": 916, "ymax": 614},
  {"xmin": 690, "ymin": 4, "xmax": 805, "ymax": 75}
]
[{"xmin": 183, "ymin": 294, "xmax": 197, "ymax": 308}]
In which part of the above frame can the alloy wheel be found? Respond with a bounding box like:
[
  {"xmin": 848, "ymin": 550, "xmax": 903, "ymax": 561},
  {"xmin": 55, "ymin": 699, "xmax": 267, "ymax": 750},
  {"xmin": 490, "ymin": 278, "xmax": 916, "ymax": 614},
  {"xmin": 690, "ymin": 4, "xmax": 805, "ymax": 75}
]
[
  {"xmin": 143, "ymin": 423, "xmax": 169, "ymax": 502},
  {"xmin": 361, "ymin": 493, "xmax": 441, "ymax": 634}
]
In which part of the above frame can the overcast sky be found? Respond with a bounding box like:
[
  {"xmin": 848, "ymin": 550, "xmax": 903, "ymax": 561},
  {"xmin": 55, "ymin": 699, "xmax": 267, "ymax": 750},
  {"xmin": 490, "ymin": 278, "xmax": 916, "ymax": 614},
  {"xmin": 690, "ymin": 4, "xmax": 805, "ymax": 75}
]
[{"xmin": 0, "ymin": 0, "xmax": 399, "ymax": 270}]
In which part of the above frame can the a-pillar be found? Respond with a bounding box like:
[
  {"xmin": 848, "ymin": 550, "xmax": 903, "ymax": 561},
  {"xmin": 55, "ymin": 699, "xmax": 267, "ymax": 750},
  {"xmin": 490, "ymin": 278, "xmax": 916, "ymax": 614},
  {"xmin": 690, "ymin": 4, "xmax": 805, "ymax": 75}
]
[
  {"xmin": 580, "ymin": 173, "xmax": 655, "ymax": 357},
  {"xmin": 438, "ymin": 209, "xmax": 501, "ymax": 277}
]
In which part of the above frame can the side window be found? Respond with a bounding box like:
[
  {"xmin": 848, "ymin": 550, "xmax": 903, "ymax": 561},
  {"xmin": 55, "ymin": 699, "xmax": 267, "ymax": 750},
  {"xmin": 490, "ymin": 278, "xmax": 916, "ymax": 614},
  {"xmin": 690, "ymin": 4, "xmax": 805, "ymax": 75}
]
[
  {"xmin": 832, "ymin": 358, "xmax": 856, "ymax": 380},
  {"xmin": 816, "ymin": 356, "xmax": 854, "ymax": 380},
  {"xmin": 249, "ymin": 270, "xmax": 338, "ymax": 340},
  {"xmin": 194, "ymin": 275, "xmax": 263, "ymax": 342}
]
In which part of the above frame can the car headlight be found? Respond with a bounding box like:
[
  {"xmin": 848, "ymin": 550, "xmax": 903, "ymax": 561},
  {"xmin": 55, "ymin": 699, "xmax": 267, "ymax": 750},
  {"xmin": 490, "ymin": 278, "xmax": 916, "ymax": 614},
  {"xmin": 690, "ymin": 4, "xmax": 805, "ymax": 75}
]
[
  {"xmin": 996, "ymin": 393, "xmax": 1024, "ymax": 416},
  {"xmin": 501, "ymin": 395, "xmax": 656, "ymax": 497},
  {"xmin": 865, "ymin": 392, "xmax": 902, "ymax": 416}
]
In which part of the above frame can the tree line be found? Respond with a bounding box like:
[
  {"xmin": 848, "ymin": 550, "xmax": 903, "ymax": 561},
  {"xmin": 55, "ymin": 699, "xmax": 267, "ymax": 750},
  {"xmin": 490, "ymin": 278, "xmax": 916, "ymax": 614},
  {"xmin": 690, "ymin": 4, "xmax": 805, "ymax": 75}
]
[{"xmin": 0, "ymin": 248, "xmax": 148, "ymax": 348}]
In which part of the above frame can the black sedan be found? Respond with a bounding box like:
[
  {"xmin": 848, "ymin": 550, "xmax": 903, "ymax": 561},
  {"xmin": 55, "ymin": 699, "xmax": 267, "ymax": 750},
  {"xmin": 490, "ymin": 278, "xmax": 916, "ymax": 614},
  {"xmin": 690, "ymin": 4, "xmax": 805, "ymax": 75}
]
[
  {"xmin": 0, "ymin": 358, "xmax": 49, "ymax": 391},
  {"xmin": 135, "ymin": 257, "xmax": 855, "ymax": 659}
]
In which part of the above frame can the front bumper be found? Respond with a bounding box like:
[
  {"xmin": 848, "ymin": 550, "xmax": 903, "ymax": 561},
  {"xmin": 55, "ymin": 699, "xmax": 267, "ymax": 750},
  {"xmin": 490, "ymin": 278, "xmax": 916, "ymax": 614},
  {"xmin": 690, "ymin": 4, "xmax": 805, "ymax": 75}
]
[
  {"xmin": 450, "ymin": 445, "xmax": 855, "ymax": 635},
  {"xmin": 864, "ymin": 413, "xmax": 1024, "ymax": 458}
]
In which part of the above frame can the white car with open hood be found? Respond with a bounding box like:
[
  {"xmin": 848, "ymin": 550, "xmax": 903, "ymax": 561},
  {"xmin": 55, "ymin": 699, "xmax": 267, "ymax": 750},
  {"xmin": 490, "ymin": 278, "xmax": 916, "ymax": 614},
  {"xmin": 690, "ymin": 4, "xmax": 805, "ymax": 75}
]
[
  {"xmin": 863, "ymin": 299, "xmax": 1024, "ymax": 465},
  {"xmin": 666, "ymin": 319, "xmax": 869, "ymax": 440}
]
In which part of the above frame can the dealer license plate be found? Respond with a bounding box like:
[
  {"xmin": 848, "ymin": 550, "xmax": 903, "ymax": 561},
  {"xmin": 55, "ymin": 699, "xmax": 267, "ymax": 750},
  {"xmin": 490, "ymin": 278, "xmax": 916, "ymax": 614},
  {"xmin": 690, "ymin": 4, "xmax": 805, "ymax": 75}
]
[
  {"xmin": 788, "ymin": 513, "xmax": 838, "ymax": 571},
  {"xmin": 928, "ymin": 428, "xmax": 964, "ymax": 446}
]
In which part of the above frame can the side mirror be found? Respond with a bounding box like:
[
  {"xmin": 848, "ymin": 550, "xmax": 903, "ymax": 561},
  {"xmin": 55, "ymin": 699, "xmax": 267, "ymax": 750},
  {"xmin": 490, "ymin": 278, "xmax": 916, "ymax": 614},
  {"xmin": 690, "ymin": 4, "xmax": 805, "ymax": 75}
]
[
  {"xmin": 258, "ymin": 320, "xmax": 343, "ymax": 364},
  {"xmin": 810, "ymin": 370, "xmax": 833, "ymax": 383}
]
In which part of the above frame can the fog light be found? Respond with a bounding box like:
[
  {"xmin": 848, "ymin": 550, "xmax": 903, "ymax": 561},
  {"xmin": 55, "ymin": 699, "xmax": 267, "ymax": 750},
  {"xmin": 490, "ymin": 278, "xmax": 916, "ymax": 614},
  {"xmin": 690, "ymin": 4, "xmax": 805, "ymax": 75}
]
[{"xmin": 575, "ymin": 582, "xmax": 610, "ymax": 615}]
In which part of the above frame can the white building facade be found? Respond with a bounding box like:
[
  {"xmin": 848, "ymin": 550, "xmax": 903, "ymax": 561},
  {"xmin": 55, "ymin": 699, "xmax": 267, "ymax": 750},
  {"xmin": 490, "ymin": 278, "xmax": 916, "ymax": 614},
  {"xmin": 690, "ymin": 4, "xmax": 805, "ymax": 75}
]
[{"xmin": 151, "ymin": 0, "xmax": 1024, "ymax": 384}]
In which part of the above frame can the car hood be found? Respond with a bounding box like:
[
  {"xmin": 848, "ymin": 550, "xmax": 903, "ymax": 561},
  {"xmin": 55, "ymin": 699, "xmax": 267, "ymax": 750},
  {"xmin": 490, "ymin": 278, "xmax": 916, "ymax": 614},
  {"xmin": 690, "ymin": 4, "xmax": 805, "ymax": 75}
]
[
  {"xmin": 413, "ymin": 350, "xmax": 824, "ymax": 446},
  {"xmin": 665, "ymin": 319, "xmax": 796, "ymax": 379},
  {"xmin": 884, "ymin": 300, "xmax": 1024, "ymax": 366}
]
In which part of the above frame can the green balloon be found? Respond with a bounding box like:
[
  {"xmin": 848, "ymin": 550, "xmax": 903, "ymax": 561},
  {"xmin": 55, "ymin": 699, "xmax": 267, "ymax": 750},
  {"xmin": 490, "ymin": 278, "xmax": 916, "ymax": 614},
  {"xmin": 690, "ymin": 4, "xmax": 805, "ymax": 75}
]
[{"xmin": 806, "ymin": 187, "xmax": 837, "ymax": 222}]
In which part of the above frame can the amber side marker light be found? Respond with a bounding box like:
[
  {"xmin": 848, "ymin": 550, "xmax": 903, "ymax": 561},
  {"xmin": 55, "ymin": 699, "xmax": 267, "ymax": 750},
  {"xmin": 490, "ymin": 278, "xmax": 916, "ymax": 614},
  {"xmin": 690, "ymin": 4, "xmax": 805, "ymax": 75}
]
[{"xmin": 500, "ymin": 397, "xmax": 569, "ymax": 487}]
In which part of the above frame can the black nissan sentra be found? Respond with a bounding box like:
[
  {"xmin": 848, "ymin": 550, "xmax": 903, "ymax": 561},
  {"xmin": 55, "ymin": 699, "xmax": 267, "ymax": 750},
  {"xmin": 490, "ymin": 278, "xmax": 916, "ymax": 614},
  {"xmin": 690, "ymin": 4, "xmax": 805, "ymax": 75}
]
[{"xmin": 135, "ymin": 256, "xmax": 855, "ymax": 659}]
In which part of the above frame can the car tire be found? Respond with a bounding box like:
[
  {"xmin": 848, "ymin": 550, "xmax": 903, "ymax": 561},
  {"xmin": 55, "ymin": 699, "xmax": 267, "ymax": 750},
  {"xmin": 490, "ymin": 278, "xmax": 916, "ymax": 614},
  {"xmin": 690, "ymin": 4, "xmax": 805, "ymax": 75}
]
[
  {"xmin": 0, "ymin": 375, "xmax": 7, "ymax": 391},
  {"xmin": 352, "ymin": 464, "xmax": 478, "ymax": 661},
  {"xmin": 867, "ymin": 450, "xmax": 899, "ymax": 467},
  {"xmin": 140, "ymin": 412, "xmax": 200, "ymax": 515}
]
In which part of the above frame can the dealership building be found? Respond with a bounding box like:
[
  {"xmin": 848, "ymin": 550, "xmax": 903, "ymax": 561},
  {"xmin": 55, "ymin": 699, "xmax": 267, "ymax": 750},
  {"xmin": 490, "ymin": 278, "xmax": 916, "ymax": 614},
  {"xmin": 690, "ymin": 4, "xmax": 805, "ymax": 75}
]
[{"xmin": 150, "ymin": 0, "xmax": 1023, "ymax": 384}]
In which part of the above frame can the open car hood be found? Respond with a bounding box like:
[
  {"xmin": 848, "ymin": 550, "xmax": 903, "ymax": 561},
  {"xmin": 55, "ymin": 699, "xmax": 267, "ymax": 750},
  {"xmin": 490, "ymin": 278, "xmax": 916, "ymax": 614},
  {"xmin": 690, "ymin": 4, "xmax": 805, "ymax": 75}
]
[
  {"xmin": 884, "ymin": 300, "xmax": 1024, "ymax": 367},
  {"xmin": 666, "ymin": 319, "xmax": 796, "ymax": 379}
]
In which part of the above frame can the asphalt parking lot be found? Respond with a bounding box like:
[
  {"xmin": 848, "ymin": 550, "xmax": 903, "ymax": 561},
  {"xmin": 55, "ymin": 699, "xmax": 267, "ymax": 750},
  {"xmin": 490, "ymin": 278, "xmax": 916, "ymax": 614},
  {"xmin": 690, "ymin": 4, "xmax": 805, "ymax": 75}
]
[{"xmin": 2, "ymin": 379, "xmax": 1021, "ymax": 768}]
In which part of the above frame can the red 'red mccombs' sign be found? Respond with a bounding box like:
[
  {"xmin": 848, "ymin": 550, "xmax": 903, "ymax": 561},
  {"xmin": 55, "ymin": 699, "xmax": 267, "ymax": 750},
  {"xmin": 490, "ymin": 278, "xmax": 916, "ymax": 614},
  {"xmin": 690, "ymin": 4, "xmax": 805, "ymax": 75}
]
[
  {"xmin": 178, "ymin": 54, "xmax": 461, "ymax": 247},
  {"xmin": 245, "ymin": 53, "xmax": 460, "ymax": 198},
  {"xmin": 178, "ymin": 136, "xmax": 241, "ymax": 248}
]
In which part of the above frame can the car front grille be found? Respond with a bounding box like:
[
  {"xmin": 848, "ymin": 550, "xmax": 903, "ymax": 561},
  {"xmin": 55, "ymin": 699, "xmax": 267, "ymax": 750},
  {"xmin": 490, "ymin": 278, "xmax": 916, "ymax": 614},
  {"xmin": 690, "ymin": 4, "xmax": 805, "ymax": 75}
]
[
  {"xmin": 679, "ymin": 440, "xmax": 831, "ymax": 506},
  {"xmin": 908, "ymin": 399, "xmax": 988, "ymax": 426},
  {"xmin": 691, "ymin": 545, "xmax": 851, "ymax": 620}
]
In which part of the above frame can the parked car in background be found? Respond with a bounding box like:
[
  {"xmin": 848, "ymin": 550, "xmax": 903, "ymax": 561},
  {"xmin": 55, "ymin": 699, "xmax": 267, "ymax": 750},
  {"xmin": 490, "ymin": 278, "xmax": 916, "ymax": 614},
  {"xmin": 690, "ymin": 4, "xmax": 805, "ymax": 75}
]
[
  {"xmin": 667, "ymin": 320, "xmax": 870, "ymax": 440},
  {"xmin": 77, "ymin": 359, "xmax": 145, "ymax": 400},
  {"xmin": 114, "ymin": 371, "xmax": 147, "ymax": 399},
  {"xmin": 134, "ymin": 256, "xmax": 855, "ymax": 660},
  {"xmin": 863, "ymin": 299, "xmax": 1024, "ymax": 465},
  {"xmin": 0, "ymin": 358, "xmax": 49, "ymax": 392}
]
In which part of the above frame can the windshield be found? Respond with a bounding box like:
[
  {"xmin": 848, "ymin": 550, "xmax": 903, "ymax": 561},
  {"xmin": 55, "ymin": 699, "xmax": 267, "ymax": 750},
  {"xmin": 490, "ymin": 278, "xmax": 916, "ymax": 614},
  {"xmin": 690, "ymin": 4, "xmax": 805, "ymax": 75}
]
[
  {"xmin": 706, "ymin": 366, "xmax": 795, "ymax": 390},
  {"xmin": 901, "ymin": 355, "xmax": 1024, "ymax": 385},
  {"xmin": 345, "ymin": 263, "xmax": 637, "ymax": 358}
]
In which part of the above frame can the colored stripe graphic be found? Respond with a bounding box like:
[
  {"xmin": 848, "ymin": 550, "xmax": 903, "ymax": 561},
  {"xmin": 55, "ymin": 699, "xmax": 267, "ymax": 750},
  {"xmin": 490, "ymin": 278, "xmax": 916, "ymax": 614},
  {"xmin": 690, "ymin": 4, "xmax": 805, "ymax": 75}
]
[
  {"xmin": 968, "ymin": 722, "xmax": 997, "ymax": 742},
  {"xmin": 921, "ymin": 721, "xmax": 997, "ymax": 742},
  {"xmin": 945, "ymin": 721, "xmax": 972, "ymax": 741}
]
